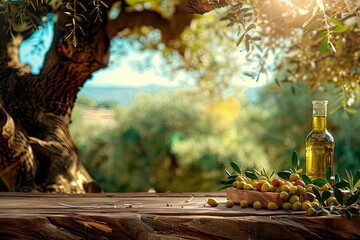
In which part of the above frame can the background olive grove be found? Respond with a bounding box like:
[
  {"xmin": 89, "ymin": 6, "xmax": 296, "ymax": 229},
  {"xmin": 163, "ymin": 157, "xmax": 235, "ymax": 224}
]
[{"xmin": 70, "ymin": 83, "xmax": 360, "ymax": 192}]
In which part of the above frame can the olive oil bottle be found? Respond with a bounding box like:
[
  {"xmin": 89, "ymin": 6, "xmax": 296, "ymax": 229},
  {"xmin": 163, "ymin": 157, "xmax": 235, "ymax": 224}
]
[{"xmin": 305, "ymin": 100, "xmax": 335, "ymax": 180}]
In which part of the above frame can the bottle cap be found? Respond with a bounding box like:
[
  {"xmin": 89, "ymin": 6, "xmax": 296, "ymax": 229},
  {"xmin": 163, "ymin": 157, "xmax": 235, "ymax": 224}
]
[{"xmin": 312, "ymin": 100, "xmax": 328, "ymax": 116}]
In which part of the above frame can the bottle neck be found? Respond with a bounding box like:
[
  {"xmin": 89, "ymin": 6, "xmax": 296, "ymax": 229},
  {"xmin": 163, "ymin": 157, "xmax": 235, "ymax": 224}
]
[{"xmin": 312, "ymin": 115, "xmax": 327, "ymax": 130}]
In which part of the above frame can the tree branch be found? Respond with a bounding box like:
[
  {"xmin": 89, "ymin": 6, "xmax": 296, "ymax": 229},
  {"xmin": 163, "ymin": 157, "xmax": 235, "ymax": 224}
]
[
  {"xmin": 106, "ymin": 2, "xmax": 194, "ymax": 44},
  {"xmin": 187, "ymin": 0, "xmax": 228, "ymax": 14}
]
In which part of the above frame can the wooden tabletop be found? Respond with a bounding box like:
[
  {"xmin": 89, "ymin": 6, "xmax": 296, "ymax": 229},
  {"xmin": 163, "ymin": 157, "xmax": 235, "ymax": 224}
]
[{"xmin": 0, "ymin": 192, "xmax": 358, "ymax": 239}]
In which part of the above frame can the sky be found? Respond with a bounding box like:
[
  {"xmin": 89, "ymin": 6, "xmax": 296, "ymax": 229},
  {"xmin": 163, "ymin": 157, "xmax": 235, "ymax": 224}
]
[{"xmin": 19, "ymin": 16, "xmax": 269, "ymax": 89}]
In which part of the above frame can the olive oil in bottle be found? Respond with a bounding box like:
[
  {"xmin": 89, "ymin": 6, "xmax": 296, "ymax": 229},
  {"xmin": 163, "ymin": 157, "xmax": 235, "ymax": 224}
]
[{"xmin": 305, "ymin": 100, "xmax": 335, "ymax": 180}]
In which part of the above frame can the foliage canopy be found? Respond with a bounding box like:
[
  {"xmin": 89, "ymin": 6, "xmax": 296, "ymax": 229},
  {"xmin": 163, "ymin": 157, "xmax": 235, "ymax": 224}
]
[{"xmin": 1, "ymin": 0, "xmax": 359, "ymax": 109}]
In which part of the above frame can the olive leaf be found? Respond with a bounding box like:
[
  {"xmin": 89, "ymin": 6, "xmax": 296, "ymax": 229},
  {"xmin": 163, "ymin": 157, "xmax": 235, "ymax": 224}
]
[
  {"xmin": 326, "ymin": 165, "xmax": 332, "ymax": 182},
  {"xmin": 345, "ymin": 169, "xmax": 354, "ymax": 189},
  {"xmin": 77, "ymin": 1, "xmax": 87, "ymax": 11},
  {"xmin": 333, "ymin": 187, "xmax": 344, "ymax": 205},
  {"xmin": 353, "ymin": 170, "xmax": 360, "ymax": 186},
  {"xmin": 304, "ymin": 22, "xmax": 322, "ymax": 34},
  {"xmin": 72, "ymin": 35, "xmax": 78, "ymax": 47},
  {"xmin": 344, "ymin": 194, "xmax": 359, "ymax": 207},
  {"xmin": 250, "ymin": 36, "xmax": 261, "ymax": 41},
  {"xmin": 332, "ymin": 25, "xmax": 348, "ymax": 33},
  {"xmin": 335, "ymin": 173, "xmax": 341, "ymax": 183},
  {"xmin": 328, "ymin": 17, "xmax": 343, "ymax": 27},
  {"xmin": 225, "ymin": 168, "xmax": 231, "ymax": 176},
  {"xmin": 277, "ymin": 171, "xmax": 291, "ymax": 180},
  {"xmin": 302, "ymin": 174, "xmax": 313, "ymax": 186},
  {"xmin": 100, "ymin": 0, "xmax": 109, "ymax": 8},
  {"xmin": 312, "ymin": 187, "xmax": 321, "ymax": 202},
  {"xmin": 320, "ymin": 36, "xmax": 328, "ymax": 54},
  {"xmin": 345, "ymin": 108, "xmax": 357, "ymax": 113},
  {"xmin": 227, "ymin": 175, "xmax": 238, "ymax": 179},
  {"xmin": 353, "ymin": 178, "xmax": 360, "ymax": 193},
  {"xmin": 348, "ymin": 207, "xmax": 359, "ymax": 215},
  {"xmin": 292, "ymin": 150, "xmax": 299, "ymax": 170},
  {"xmin": 321, "ymin": 208, "xmax": 330, "ymax": 216},
  {"xmin": 313, "ymin": 178, "xmax": 327, "ymax": 187},
  {"xmin": 319, "ymin": 31, "xmax": 328, "ymax": 37},
  {"xmin": 220, "ymin": 180, "xmax": 228, "ymax": 185},
  {"xmin": 332, "ymin": 180, "xmax": 349, "ymax": 189},
  {"xmin": 343, "ymin": 209, "xmax": 353, "ymax": 220},
  {"xmin": 253, "ymin": 168, "xmax": 261, "ymax": 177},
  {"xmin": 66, "ymin": 2, "xmax": 74, "ymax": 11},
  {"xmin": 303, "ymin": 14, "xmax": 315, "ymax": 27},
  {"xmin": 309, "ymin": 36, "xmax": 325, "ymax": 46},
  {"xmin": 321, "ymin": 190, "xmax": 331, "ymax": 204},
  {"xmin": 231, "ymin": 161, "xmax": 241, "ymax": 174},
  {"xmin": 245, "ymin": 34, "xmax": 250, "ymax": 52},
  {"xmin": 315, "ymin": 0, "xmax": 325, "ymax": 11},
  {"xmin": 237, "ymin": 33, "xmax": 245, "ymax": 47},
  {"xmin": 246, "ymin": 23, "xmax": 256, "ymax": 32},
  {"xmin": 245, "ymin": 170, "xmax": 258, "ymax": 180},
  {"xmin": 225, "ymin": 179, "xmax": 236, "ymax": 185}
]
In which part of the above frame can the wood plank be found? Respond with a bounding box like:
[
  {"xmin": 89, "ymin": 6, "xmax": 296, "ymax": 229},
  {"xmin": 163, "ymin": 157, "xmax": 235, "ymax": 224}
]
[{"xmin": 0, "ymin": 192, "xmax": 358, "ymax": 239}]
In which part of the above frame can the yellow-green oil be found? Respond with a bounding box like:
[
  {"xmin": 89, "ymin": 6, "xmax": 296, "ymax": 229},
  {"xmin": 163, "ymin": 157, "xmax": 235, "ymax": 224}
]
[{"xmin": 305, "ymin": 116, "xmax": 334, "ymax": 180}]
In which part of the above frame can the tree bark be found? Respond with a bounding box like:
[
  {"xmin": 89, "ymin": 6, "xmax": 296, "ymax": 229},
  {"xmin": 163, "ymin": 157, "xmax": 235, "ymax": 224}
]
[
  {"xmin": 187, "ymin": 0, "xmax": 228, "ymax": 14},
  {"xmin": 0, "ymin": 1, "xmax": 194, "ymax": 193},
  {"xmin": 0, "ymin": 6, "xmax": 109, "ymax": 193}
]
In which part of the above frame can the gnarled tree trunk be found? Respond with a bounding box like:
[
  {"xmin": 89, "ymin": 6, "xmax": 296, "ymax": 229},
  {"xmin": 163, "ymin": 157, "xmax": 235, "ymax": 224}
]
[
  {"xmin": 0, "ymin": 10, "xmax": 110, "ymax": 192},
  {"xmin": 0, "ymin": 0, "xmax": 194, "ymax": 193}
]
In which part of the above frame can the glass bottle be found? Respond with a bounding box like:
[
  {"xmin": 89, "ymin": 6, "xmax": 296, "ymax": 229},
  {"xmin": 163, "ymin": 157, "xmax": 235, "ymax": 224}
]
[{"xmin": 305, "ymin": 100, "xmax": 335, "ymax": 180}]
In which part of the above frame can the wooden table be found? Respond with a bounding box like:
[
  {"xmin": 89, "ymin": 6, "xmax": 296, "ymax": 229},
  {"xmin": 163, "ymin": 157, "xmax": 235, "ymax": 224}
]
[{"xmin": 0, "ymin": 192, "xmax": 358, "ymax": 239}]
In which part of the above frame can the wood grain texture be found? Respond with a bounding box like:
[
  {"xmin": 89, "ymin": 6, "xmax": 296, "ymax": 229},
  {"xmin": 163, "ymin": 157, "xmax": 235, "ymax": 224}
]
[{"xmin": 0, "ymin": 192, "xmax": 358, "ymax": 240}]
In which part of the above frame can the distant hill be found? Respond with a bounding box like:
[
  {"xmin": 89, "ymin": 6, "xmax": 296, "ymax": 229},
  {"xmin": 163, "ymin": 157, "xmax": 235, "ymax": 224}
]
[
  {"xmin": 77, "ymin": 85, "xmax": 260, "ymax": 106},
  {"xmin": 78, "ymin": 85, "xmax": 175, "ymax": 106}
]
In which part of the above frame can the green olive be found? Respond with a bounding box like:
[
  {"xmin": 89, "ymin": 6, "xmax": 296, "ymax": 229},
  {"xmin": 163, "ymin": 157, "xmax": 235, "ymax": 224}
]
[
  {"xmin": 279, "ymin": 191, "xmax": 289, "ymax": 200},
  {"xmin": 311, "ymin": 201, "xmax": 320, "ymax": 209},
  {"xmin": 302, "ymin": 202, "xmax": 312, "ymax": 211},
  {"xmin": 306, "ymin": 207, "xmax": 316, "ymax": 216},
  {"xmin": 282, "ymin": 202, "xmax": 292, "ymax": 210},
  {"xmin": 226, "ymin": 200, "xmax": 234, "ymax": 208},
  {"xmin": 292, "ymin": 201, "xmax": 302, "ymax": 211},
  {"xmin": 267, "ymin": 202, "xmax": 279, "ymax": 211},
  {"xmin": 240, "ymin": 200, "xmax": 248, "ymax": 208},
  {"xmin": 207, "ymin": 198, "xmax": 219, "ymax": 207},
  {"xmin": 289, "ymin": 195, "xmax": 299, "ymax": 204},
  {"xmin": 253, "ymin": 201, "xmax": 262, "ymax": 210}
]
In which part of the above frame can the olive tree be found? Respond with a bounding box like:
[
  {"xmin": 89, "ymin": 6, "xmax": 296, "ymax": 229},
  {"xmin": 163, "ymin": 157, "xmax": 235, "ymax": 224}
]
[
  {"xmin": 0, "ymin": 0, "xmax": 195, "ymax": 192},
  {"xmin": 0, "ymin": 0, "xmax": 358, "ymax": 192}
]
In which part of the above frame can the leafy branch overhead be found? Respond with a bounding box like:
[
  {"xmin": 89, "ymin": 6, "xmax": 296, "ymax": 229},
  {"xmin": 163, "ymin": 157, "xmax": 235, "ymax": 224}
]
[
  {"xmin": 1, "ymin": 0, "xmax": 360, "ymax": 108},
  {"xmin": 200, "ymin": 0, "xmax": 360, "ymax": 109},
  {"xmin": 218, "ymin": 2, "xmax": 260, "ymax": 52},
  {"xmin": 0, "ymin": 0, "xmax": 108, "ymax": 47}
]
